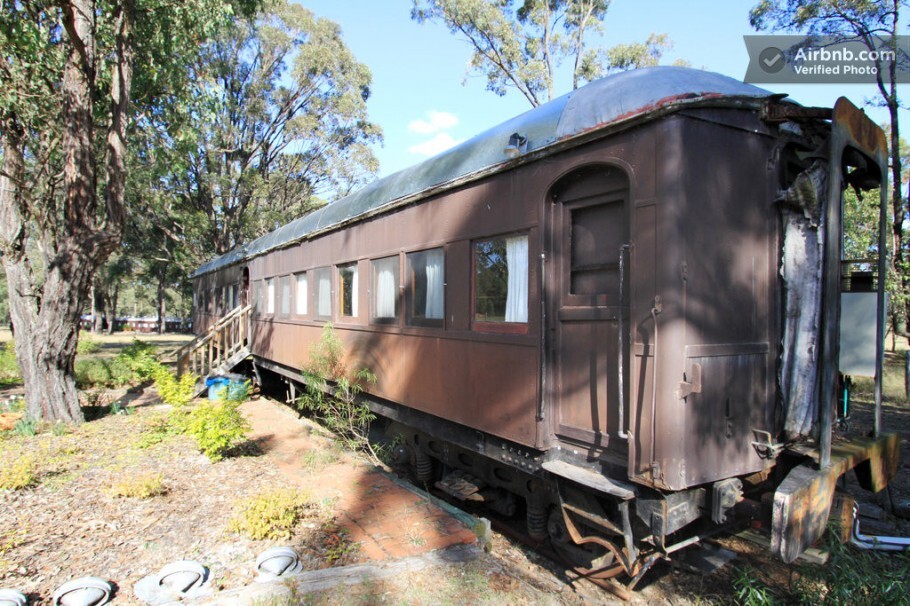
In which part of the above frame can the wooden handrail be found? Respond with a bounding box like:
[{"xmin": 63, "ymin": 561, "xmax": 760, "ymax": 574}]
[{"xmin": 176, "ymin": 304, "xmax": 252, "ymax": 378}]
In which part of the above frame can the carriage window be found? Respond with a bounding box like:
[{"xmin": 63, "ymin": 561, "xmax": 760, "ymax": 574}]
[
  {"xmin": 226, "ymin": 285, "xmax": 235, "ymax": 311},
  {"xmin": 338, "ymin": 263, "xmax": 358, "ymax": 318},
  {"xmin": 295, "ymin": 273, "xmax": 308, "ymax": 316},
  {"xmin": 473, "ymin": 235, "xmax": 528, "ymax": 326},
  {"xmin": 280, "ymin": 275, "xmax": 291, "ymax": 316},
  {"xmin": 315, "ymin": 268, "xmax": 332, "ymax": 320},
  {"xmin": 407, "ymin": 248, "xmax": 444, "ymax": 326},
  {"xmin": 372, "ymin": 256, "xmax": 399, "ymax": 323},
  {"xmin": 266, "ymin": 278, "xmax": 276, "ymax": 315},
  {"xmin": 253, "ymin": 281, "xmax": 262, "ymax": 316}
]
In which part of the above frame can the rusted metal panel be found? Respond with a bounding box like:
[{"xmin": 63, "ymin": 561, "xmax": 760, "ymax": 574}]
[
  {"xmin": 629, "ymin": 109, "xmax": 779, "ymax": 491},
  {"xmin": 772, "ymin": 432, "xmax": 901, "ymax": 563}
]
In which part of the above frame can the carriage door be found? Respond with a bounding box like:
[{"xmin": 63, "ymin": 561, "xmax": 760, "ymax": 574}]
[{"xmin": 547, "ymin": 166, "xmax": 629, "ymax": 449}]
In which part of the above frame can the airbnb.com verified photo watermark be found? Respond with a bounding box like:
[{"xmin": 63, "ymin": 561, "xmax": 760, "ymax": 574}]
[{"xmin": 744, "ymin": 35, "xmax": 909, "ymax": 84}]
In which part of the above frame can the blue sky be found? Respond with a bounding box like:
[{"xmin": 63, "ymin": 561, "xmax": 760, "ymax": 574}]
[{"xmin": 297, "ymin": 0, "xmax": 907, "ymax": 178}]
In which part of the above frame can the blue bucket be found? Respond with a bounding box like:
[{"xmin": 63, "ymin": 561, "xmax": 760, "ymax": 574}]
[{"xmin": 205, "ymin": 375, "xmax": 249, "ymax": 401}]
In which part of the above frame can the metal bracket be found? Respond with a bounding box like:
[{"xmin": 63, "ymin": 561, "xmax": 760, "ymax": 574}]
[
  {"xmin": 675, "ymin": 362, "xmax": 702, "ymax": 400},
  {"xmin": 751, "ymin": 429, "xmax": 784, "ymax": 460}
]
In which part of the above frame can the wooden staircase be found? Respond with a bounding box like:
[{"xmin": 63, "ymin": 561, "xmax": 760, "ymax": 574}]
[{"xmin": 176, "ymin": 304, "xmax": 252, "ymax": 396}]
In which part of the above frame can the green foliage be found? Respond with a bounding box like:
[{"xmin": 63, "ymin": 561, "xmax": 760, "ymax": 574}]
[
  {"xmin": 298, "ymin": 324, "xmax": 379, "ymax": 459},
  {"xmin": 0, "ymin": 455, "xmax": 37, "ymax": 490},
  {"xmin": 227, "ymin": 487, "xmax": 316, "ymax": 540},
  {"xmin": 307, "ymin": 323, "xmax": 347, "ymax": 379},
  {"xmin": 179, "ymin": 395, "xmax": 250, "ymax": 461},
  {"xmin": 12, "ymin": 416, "xmax": 38, "ymax": 438},
  {"xmin": 76, "ymin": 332, "xmax": 101, "ymax": 355},
  {"xmin": 792, "ymin": 531, "xmax": 910, "ymax": 605},
  {"xmin": 733, "ymin": 566, "xmax": 780, "ymax": 606},
  {"xmin": 0, "ymin": 344, "xmax": 21, "ymax": 387},
  {"xmin": 118, "ymin": 340, "xmax": 162, "ymax": 381},
  {"xmin": 74, "ymin": 357, "xmax": 136, "ymax": 389},
  {"xmin": 412, "ymin": 0, "xmax": 680, "ymax": 105},
  {"xmin": 135, "ymin": 414, "xmax": 182, "ymax": 449},
  {"xmin": 153, "ymin": 367, "xmax": 198, "ymax": 408},
  {"xmin": 108, "ymin": 473, "xmax": 167, "ymax": 498}
]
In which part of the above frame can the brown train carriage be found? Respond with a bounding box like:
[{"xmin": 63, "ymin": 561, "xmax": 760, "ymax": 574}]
[{"xmin": 190, "ymin": 67, "xmax": 900, "ymax": 593}]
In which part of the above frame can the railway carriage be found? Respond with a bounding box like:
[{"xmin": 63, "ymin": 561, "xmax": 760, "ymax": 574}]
[{"xmin": 188, "ymin": 67, "xmax": 900, "ymax": 595}]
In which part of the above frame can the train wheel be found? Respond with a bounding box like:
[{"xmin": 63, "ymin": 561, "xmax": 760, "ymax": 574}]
[{"xmin": 547, "ymin": 507, "xmax": 615, "ymax": 570}]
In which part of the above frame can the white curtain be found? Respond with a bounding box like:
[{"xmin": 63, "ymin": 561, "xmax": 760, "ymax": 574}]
[
  {"xmin": 296, "ymin": 274, "xmax": 308, "ymax": 315},
  {"xmin": 266, "ymin": 278, "xmax": 275, "ymax": 314},
  {"xmin": 376, "ymin": 264, "xmax": 396, "ymax": 318},
  {"xmin": 425, "ymin": 249, "xmax": 444, "ymax": 319},
  {"xmin": 317, "ymin": 273, "xmax": 331, "ymax": 317},
  {"xmin": 505, "ymin": 236, "xmax": 528, "ymax": 323}
]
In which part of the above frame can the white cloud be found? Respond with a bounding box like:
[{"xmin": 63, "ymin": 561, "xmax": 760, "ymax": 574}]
[
  {"xmin": 408, "ymin": 132, "xmax": 463, "ymax": 157},
  {"xmin": 408, "ymin": 110, "xmax": 459, "ymax": 135}
]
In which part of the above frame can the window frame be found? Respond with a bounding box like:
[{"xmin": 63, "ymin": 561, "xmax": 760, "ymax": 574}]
[
  {"xmin": 266, "ymin": 277, "xmax": 276, "ymax": 316},
  {"xmin": 405, "ymin": 247, "xmax": 445, "ymax": 328},
  {"xmin": 294, "ymin": 272, "xmax": 309, "ymax": 318},
  {"xmin": 314, "ymin": 267, "xmax": 333, "ymax": 322},
  {"xmin": 279, "ymin": 275, "xmax": 291, "ymax": 318},
  {"xmin": 471, "ymin": 233, "xmax": 529, "ymax": 335},
  {"xmin": 371, "ymin": 255, "xmax": 401, "ymax": 325},
  {"xmin": 337, "ymin": 262, "xmax": 359, "ymax": 320}
]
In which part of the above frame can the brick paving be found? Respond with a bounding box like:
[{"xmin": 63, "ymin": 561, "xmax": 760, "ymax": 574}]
[{"xmin": 240, "ymin": 397, "xmax": 478, "ymax": 562}]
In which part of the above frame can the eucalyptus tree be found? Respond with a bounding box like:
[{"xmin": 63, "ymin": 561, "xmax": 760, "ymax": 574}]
[
  {"xmin": 0, "ymin": 0, "xmax": 260, "ymax": 423},
  {"xmin": 411, "ymin": 0, "xmax": 677, "ymax": 107},
  {"xmin": 750, "ymin": 0, "xmax": 910, "ymax": 323},
  {"xmin": 173, "ymin": 0, "xmax": 382, "ymax": 257}
]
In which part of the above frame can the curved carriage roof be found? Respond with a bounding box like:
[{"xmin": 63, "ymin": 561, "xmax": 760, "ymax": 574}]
[{"xmin": 192, "ymin": 67, "xmax": 775, "ymax": 278}]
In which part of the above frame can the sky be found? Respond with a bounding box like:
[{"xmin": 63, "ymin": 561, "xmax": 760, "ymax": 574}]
[{"xmin": 296, "ymin": 0, "xmax": 908, "ymax": 178}]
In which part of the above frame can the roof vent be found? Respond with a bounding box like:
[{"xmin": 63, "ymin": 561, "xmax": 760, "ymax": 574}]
[{"xmin": 503, "ymin": 132, "xmax": 528, "ymax": 159}]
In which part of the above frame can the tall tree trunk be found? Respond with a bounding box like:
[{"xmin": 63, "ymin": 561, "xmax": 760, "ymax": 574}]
[
  {"xmin": 0, "ymin": 0, "xmax": 134, "ymax": 424},
  {"xmin": 157, "ymin": 266, "xmax": 168, "ymax": 335},
  {"xmin": 1, "ymin": 118, "xmax": 88, "ymax": 423},
  {"xmin": 91, "ymin": 284, "xmax": 104, "ymax": 333},
  {"xmin": 105, "ymin": 285, "xmax": 120, "ymax": 335}
]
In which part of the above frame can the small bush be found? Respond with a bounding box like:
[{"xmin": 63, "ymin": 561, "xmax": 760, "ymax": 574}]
[
  {"xmin": 0, "ymin": 344, "xmax": 21, "ymax": 387},
  {"xmin": 135, "ymin": 415, "xmax": 180, "ymax": 449},
  {"xmin": 76, "ymin": 331, "xmax": 101, "ymax": 355},
  {"xmin": 179, "ymin": 397, "xmax": 250, "ymax": 461},
  {"xmin": 75, "ymin": 357, "xmax": 134, "ymax": 389},
  {"xmin": 108, "ymin": 473, "xmax": 166, "ymax": 498},
  {"xmin": 12, "ymin": 416, "xmax": 38, "ymax": 437},
  {"xmin": 298, "ymin": 324, "xmax": 379, "ymax": 461},
  {"xmin": 228, "ymin": 487, "xmax": 315, "ymax": 540},
  {"xmin": 0, "ymin": 455, "xmax": 37, "ymax": 490},
  {"xmin": 118, "ymin": 340, "xmax": 161, "ymax": 380},
  {"xmin": 153, "ymin": 367, "xmax": 197, "ymax": 407}
]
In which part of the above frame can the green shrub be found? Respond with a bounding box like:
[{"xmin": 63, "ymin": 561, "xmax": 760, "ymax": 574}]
[
  {"xmin": 118, "ymin": 339, "xmax": 161, "ymax": 380},
  {"xmin": 108, "ymin": 473, "xmax": 166, "ymax": 498},
  {"xmin": 12, "ymin": 416, "xmax": 38, "ymax": 437},
  {"xmin": 153, "ymin": 367, "xmax": 197, "ymax": 407},
  {"xmin": 0, "ymin": 343, "xmax": 21, "ymax": 387},
  {"xmin": 0, "ymin": 455, "xmax": 37, "ymax": 490},
  {"xmin": 298, "ymin": 325, "xmax": 378, "ymax": 458},
  {"xmin": 179, "ymin": 397, "xmax": 250, "ymax": 461},
  {"xmin": 76, "ymin": 331, "xmax": 101, "ymax": 355},
  {"xmin": 227, "ymin": 487, "xmax": 315, "ymax": 540},
  {"xmin": 74, "ymin": 356, "xmax": 134, "ymax": 388}
]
